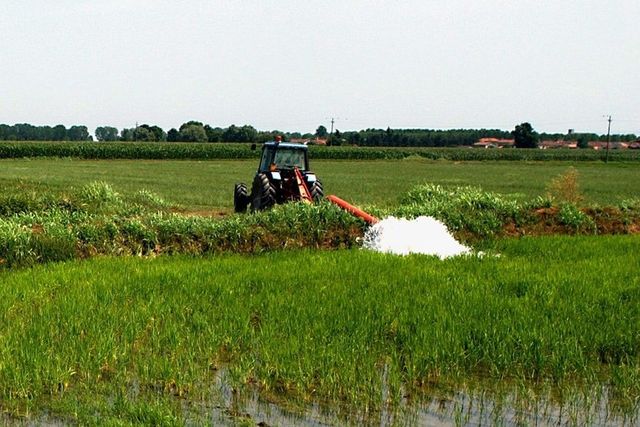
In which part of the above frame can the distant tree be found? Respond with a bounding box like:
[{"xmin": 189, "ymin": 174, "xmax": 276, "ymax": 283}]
[
  {"xmin": 577, "ymin": 136, "xmax": 589, "ymax": 149},
  {"xmin": 67, "ymin": 125, "xmax": 90, "ymax": 141},
  {"xmin": 180, "ymin": 123, "xmax": 208, "ymax": 142},
  {"xmin": 52, "ymin": 125, "xmax": 67, "ymax": 141},
  {"xmin": 315, "ymin": 125, "xmax": 328, "ymax": 138},
  {"xmin": 130, "ymin": 124, "xmax": 166, "ymax": 142},
  {"xmin": 14, "ymin": 123, "xmax": 36, "ymax": 140},
  {"xmin": 204, "ymin": 125, "xmax": 224, "ymax": 142},
  {"xmin": 95, "ymin": 126, "xmax": 119, "ymax": 141},
  {"xmin": 180, "ymin": 120, "xmax": 204, "ymax": 130},
  {"xmin": 222, "ymin": 124, "xmax": 257, "ymax": 143},
  {"xmin": 166, "ymin": 128, "xmax": 180, "ymax": 142},
  {"xmin": 237, "ymin": 125, "xmax": 258, "ymax": 142},
  {"xmin": 0, "ymin": 124, "xmax": 10, "ymax": 140},
  {"xmin": 148, "ymin": 125, "xmax": 166, "ymax": 142},
  {"xmin": 512, "ymin": 122, "xmax": 538, "ymax": 148},
  {"xmin": 222, "ymin": 124, "xmax": 239, "ymax": 142},
  {"xmin": 120, "ymin": 128, "xmax": 135, "ymax": 141},
  {"xmin": 134, "ymin": 126, "xmax": 155, "ymax": 142},
  {"xmin": 328, "ymin": 129, "xmax": 342, "ymax": 146}
]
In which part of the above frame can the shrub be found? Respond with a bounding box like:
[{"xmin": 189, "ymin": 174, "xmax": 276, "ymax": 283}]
[
  {"xmin": 558, "ymin": 203, "xmax": 596, "ymax": 232},
  {"xmin": 546, "ymin": 167, "xmax": 584, "ymax": 205}
]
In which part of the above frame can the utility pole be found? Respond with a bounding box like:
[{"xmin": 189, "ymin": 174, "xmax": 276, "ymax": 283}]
[
  {"xmin": 605, "ymin": 115, "xmax": 612, "ymax": 163},
  {"xmin": 329, "ymin": 117, "xmax": 335, "ymax": 138}
]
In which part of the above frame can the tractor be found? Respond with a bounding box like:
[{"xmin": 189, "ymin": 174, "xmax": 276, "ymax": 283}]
[{"xmin": 234, "ymin": 139, "xmax": 324, "ymax": 212}]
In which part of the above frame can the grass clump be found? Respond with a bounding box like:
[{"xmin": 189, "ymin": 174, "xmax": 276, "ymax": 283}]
[
  {"xmin": 0, "ymin": 182, "xmax": 363, "ymax": 268},
  {"xmin": 386, "ymin": 181, "xmax": 638, "ymax": 240},
  {"xmin": 392, "ymin": 184, "xmax": 524, "ymax": 237}
]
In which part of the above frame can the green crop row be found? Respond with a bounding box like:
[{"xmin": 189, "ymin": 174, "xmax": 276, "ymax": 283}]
[{"xmin": 0, "ymin": 141, "xmax": 638, "ymax": 161}]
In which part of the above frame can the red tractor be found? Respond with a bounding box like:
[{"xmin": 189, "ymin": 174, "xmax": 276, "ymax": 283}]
[{"xmin": 234, "ymin": 140, "xmax": 324, "ymax": 213}]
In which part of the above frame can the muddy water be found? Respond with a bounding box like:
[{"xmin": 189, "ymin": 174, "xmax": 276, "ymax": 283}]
[{"xmin": 189, "ymin": 369, "xmax": 639, "ymax": 426}]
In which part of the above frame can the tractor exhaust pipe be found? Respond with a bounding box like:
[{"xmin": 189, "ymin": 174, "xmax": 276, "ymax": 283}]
[{"xmin": 327, "ymin": 195, "xmax": 379, "ymax": 225}]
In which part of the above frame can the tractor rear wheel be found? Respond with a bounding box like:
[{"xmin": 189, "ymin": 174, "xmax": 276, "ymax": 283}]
[
  {"xmin": 250, "ymin": 173, "xmax": 276, "ymax": 212},
  {"xmin": 309, "ymin": 180, "xmax": 324, "ymax": 202},
  {"xmin": 234, "ymin": 183, "xmax": 249, "ymax": 213}
]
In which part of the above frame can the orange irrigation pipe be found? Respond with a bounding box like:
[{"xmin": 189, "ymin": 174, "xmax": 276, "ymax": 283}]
[{"xmin": 326, "ymin": 195, "xmax": 379, "ymax": 225}]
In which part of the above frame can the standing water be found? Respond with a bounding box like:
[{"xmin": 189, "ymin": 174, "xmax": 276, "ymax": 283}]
[{"xmin": 362, "ymin": 216, "xmax": 471, "ymax": 258}]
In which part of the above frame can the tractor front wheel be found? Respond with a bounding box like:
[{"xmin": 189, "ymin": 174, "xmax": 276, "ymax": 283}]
[
  {"xmin": 234, "ymin": 183, "xmax": 249, "ymax": 213},
  {"xmin": 250, "ymin": 173, "xmax": 276, "ymax": 212}
]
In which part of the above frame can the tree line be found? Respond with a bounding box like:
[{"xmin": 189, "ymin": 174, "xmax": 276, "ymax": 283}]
[
  {"xmin": 0, "ymin": 122, "xmax": 636, "ymax": 146},
  {"xmin": 0, "ymin": 124, "xmax": 91, "ymax": 141}
]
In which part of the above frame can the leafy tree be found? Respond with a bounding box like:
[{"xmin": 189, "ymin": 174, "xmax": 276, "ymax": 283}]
[
  {"xmin": 0, "ymin": 124, "xmax": 11, "ymax": 140},
  {"xmin": 238, "ymin": 125, "xmax": 258, "ymax": 142},
  {"xmin": 179, "ymin": 121, "xmax": 204, "ymax": 130},
  {"xmin": 147, "ymin": 125, "xmax": 166, "ymax": 142},
  {"xmin": 316, "ymin": 125, "xmax": 328, "ymax": 138},
  {"xmin": 133, "ymin": 126, "xmax": 155, "ymax": 142},
  {"xmin": 512, "ymin": 122, "xmax": 538, "ymax": 148},
  {"xmin": 95, "ymin": 126, "xmax": 119, "ymax": 141},
  {"xmin": 204, "ymin": 125, "xmax": 224, "ymax": 142},
  {"xmin": 120, "ymin": 128, "xmax": 135, "ymax": 141},
  {"xmin": 132, "ymin": 124, "xmax": 166, "ymax": 142},
  {"xmin": 222, "ymin": 124, "xmax": 257, "ymax": 143},
  {"xmin": 52, "ymin": 125, "xmax": 67, "ymax": 141},
  {"xmin": 180, "ymin": 124, "xmax": 208, "ymax": 142},
  {"xmin": 328, "ymin": 129, "xmax": 342, "ymax": 146},
  {"xmin": 166, "ymin": 128, "xmax": 180, "ymax": 142},
  {"xmin": 577, "ymin": 136, "xmax": 589, "ymax": 149},
  {"xmin": 67, "ymin": 125, "xmax": 90, "ymax": 141}
]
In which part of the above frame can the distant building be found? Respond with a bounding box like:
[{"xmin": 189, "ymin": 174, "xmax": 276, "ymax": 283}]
[
  {"xmin": 474, "ymin": 138, "xmax": 515, "ymax": 148},
  {"xmin": 588, "ymin": 141, "xmax": 628, "ymax": 150},
  {"xmin": 289, "ymin": 137, "xmax": 327, "ymax": 145},
  {"xmin": 539, "ymin": 140, "xmax": 577, "ymax": 149}
]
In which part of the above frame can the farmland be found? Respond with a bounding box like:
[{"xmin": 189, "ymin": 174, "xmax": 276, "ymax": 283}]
[
  {"xmin": 0, "ymin": 155, "xmax": 637, "ymax": 424},
  {"xmin": 0, "ymin": 157, "xmax": 638, "ymax": 210}
]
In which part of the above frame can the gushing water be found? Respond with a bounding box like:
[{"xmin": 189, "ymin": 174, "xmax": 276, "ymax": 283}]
[{"xmin": 363, "ymin": 216, "xmax": 471, "ymax": 258}]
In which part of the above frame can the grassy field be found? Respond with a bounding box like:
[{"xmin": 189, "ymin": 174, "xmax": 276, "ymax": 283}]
[
  {"xmin": 0, "ymin": 236, "xmax": 638, "ymax": 424},
  {"xmin": 0, "ymin": 158, "xmax": 638, "ymax": 210}
]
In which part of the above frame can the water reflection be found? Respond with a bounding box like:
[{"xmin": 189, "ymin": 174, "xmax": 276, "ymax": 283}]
[{"xmin": 194, "ymin": 369, "xmax": 639, "ymax": 426}]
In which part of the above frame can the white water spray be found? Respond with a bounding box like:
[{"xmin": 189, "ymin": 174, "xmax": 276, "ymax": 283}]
[{"xmin": 362, "ymin": 216, "xmax": 471, "ymax": 258}]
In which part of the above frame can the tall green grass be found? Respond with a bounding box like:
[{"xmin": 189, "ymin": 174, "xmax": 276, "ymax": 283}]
[
  {"xmin": 385, "ymin": 183, "xmax": 639, "ymax": 238},
  {"xmin": 0, "ymin": 181, "xmax": 637, "ymax": 268},
  {"xmin": 0, "ymin": 236, "xmax": 637, "ymax": 423},
  {"xmin": 0, "ymin": 182, "xmax": 363, "ymax": 268}
]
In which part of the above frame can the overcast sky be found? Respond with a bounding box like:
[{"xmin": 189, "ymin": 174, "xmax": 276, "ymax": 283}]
[{"xmin": 1, "ymin": 0, "xmax": 638, "ymax": 136}]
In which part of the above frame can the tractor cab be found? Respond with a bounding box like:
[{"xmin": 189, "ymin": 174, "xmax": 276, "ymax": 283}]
[{"xmin": 258, "ymin": 142, "xmax": 309, "ymax": 173}]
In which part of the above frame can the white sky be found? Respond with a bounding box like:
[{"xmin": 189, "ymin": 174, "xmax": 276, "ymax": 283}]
[{"xmin": 1, "ymin": 0, "xmax": 638, "ymax": 135}]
